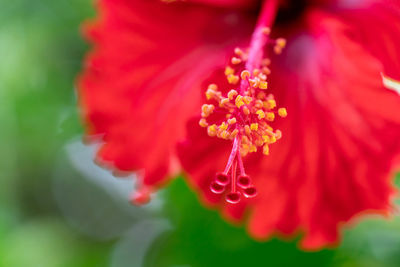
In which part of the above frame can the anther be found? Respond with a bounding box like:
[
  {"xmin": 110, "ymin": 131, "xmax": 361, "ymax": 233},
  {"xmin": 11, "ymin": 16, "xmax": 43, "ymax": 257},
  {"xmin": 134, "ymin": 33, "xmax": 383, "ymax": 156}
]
[
  {"xmin": 231, "ymin": 57, "xmax": 242, "ymax": 65},
  {"xmin": 244, "ymin": 125, "xmax": 251, "ymax": 135},
  {"xmin": 276, "ymin": 38, "xmax": 286, "ymax": 48},
  {"xmin": 225, "ymin": 66, "xmax": 235, "ymax": 76},
  {"xmin": 259, "ymin": 81, "xmax": 268, "ymax": 89},
  {"xmin": 228, "ymin": 118, "xmax": 237, "ymax": 124},
  {"xmin": 243, "ymin": 96, "xmax": 253, "ymax": 104},
  {"xmin": 266, "ymin": 112, "xmax": 275, "ymax": 121},
  {"xmin": 235, "ymin": 95, "xmax": 245, "ymax": 108},
  {"xmin": 228, "ymin": 89, "xmax": 238, "ymax": 100},
  {"xmin": 278, "ymin": 108, "xmax": 287, "ymax": 117},
  {"xmin": 261, "ymin": 27, "xmax": 271, "ymax": 35},
  {"xmin": 250, "ymin": 123, "xmax": 259, "ymax": 131},
  {"xmin": 199, "ymin": 118, "xmax": 208, "ymax": 127},
  {"xmin": 243, "ymin": 106, "xmax": 250, "ymax": 115},
  {"xmin": 263, "ymin": 144, "xmax": 270, "ymax": 155},
  {"xmin": 249, "ymin": 145, "xmax": 257, "ymax": 153},
  {"xmin": 241, "ymin": 70, "xmax": 251, "ymax": 80},
  {"xmin": 234, "ymin": 47, "xmax": 244, "ymax": 56},
  {"xmin": 267, "ymin": 99, "xmax": 276, "ymax": 109},
  {"xmin": 230, "ymin": 129, "xmax": 239, "ymax": 138},
  {"xmin": 256, "ymin": 110, "xmax": 265, "ymax": 119},
  {"xmin": 227, "ymin": 74, "xmax": 239, "ymax": 85},
  {"xmin": 262, "ymin": 67, "xmax": 271, "ymax": 75},
  {"xmin": 275, "ymin": 129, "xmax": 282, "ymax": 139},
  {"xmin": 207, "ymin": 124, "xmax": 217, "ymax": 137},
  {"xmin": 220, "ymin": 98, "xmax": 230, "ymax": 106},
  {"xmin": 262, "ymin": 58, "xmax": 271, "ymax": 66}
]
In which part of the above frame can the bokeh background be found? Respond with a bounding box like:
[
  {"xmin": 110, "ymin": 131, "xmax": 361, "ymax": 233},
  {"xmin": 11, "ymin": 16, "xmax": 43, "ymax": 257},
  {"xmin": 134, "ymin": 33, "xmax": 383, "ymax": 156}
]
[{"xmin": 1, "ymin": 0, "xmax": 400, "ymax": 266}]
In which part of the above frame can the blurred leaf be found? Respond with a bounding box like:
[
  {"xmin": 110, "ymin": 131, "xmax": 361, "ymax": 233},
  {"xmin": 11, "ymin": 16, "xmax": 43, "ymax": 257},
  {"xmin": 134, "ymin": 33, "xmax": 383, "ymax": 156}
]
[{"xmin": 146, "ymin": 178, "xmax": 337, "ymax": 267}]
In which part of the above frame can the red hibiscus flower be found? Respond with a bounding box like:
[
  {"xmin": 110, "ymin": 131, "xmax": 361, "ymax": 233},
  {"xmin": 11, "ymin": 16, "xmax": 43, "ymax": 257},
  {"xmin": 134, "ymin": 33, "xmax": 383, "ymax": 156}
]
[{"xmin": 78, "ymin": 0, "xmax": 400, "ymax": 249}]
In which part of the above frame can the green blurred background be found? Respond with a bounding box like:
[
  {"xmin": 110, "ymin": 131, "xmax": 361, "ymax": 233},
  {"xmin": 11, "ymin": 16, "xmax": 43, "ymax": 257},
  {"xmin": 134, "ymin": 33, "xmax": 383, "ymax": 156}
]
[{"xmin": 1, "ymin": 0, "xmax": 400, "ymax": 266}]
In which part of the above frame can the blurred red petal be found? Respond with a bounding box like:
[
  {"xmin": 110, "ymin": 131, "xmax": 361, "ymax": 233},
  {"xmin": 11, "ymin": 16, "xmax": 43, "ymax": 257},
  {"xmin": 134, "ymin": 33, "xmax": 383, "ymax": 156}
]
[
  {"xmin": 78, "ymin": 0, "xmax": 253, "ymax": 188},
  {"xmin": 338, "ymin": 0, "xmax": 400, "ymax": 80}
]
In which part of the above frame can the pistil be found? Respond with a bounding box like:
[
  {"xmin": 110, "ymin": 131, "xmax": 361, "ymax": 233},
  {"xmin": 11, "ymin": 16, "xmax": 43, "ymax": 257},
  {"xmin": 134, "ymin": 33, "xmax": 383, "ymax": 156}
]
[{"xmin": 201, "ymin": 0, "xmax": 287, "ymax": 204}]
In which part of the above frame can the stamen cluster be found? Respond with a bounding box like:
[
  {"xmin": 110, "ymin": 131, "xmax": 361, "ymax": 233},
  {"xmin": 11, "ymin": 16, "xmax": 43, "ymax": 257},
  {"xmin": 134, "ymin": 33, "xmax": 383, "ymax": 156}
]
[{"xmin": 199, "ymin": 31, "xmax": 287, "ymax": 204}]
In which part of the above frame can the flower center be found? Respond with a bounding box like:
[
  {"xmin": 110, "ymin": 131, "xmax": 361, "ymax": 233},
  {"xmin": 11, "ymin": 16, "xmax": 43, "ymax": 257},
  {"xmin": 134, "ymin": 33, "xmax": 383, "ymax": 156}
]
[{"xmin": 199, "ymin": 0, "xmax": 287, "ymax": 204}]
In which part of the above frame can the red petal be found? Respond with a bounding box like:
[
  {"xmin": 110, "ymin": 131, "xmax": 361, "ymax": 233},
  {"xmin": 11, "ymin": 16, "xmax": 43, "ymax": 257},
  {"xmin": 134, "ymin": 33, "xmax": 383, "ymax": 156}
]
[
  {"xmin": 78, "ymin": 0, "xmax": 253, "ymax": 188},
  {"xmin": 187, "ymin": 0, "xmax": 257, "ymax": 8},
  {"xmin": 178, "ymin": 8, "xmax": 400, "ymax": 249},
  {"xmin": 337, "ymin": 0, "xmax": 400, "ymax": 80}
]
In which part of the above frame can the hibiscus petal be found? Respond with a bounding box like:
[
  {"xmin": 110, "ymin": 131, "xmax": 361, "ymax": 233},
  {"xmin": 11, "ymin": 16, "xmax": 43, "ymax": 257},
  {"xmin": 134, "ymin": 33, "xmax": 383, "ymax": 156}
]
[
  {"xmin": 338, "ymin": 0, "xmax": 400, "ymax": 80},
  {"xmin": 187, "ymin": 0, "xmax": 258, "ymax": 8},
  {"xmin": 178, "ymin": 8, "xmax": 400, "ymax": 249},
  {"xmin": 78, "ymin": 0, "xmax": 253, "ymax": 190}
]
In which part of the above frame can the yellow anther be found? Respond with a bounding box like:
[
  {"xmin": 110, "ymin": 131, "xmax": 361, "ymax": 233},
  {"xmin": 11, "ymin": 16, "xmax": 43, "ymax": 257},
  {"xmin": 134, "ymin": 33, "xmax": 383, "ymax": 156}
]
[
  {"xmin": 249, "ymin": 78, "xmax": 260, "ymax": 88},
  {"xmin": 205, "ymin": 89, "xmax": 215, "ymax": 100},
  {"xmin": 227, "ymin": 89, "xmax": 238, "ymax": 100},
  {"xmin": 262, "ymin": 67, "xmax": 271, "ymax": 75},
  {"xmin": 207, "ymin": 124, "xmax": 217, "ymax": 137},
  {"xmin": 234, "ymin": 47, "xmax": 244, "ymax": 57},
  {"xmin": 208, "ymin": 84, "xmax": 218, "ymax": 90},
  {"xmin": 202, "ymin": 104, "xmax": 215, "ymax": 117},
  {"xmin": 253, "ymin": 69, "xmax": 261, "ymax": 76},
  {"xmin": 243, "ymin": 106, "xmax": 250, "ymax": 115},
  {"xmin": 244, "ymin": 125, "xmax": 251, "ymax": 135},
  {"xmin": 275, "ymin": 130, "xmax": 282, "ymax": 140},
  {"xmin": 256, "ymin": 110, "xmax": 265, "ymax": 119},
  {"xmin": 219, "ymin": 122, "xmax": 228, "ymax": 131},
  {"xmin": 259, "ymin": 81, "xmax": 268, "ymax": 90},
  {"xmin": 266, "ymin": 112, "xmax": 275, "ymax": 121},
  {"xmin": 262, "ymin": 135, "xmax": 270, "ymax": 143},
  {"xmin": 221, "ymin": 130, "xmax": 230, "ymax": 139},
  {"xmin": 270, "ymin": 135, "xmax": 277, "ymax": 143},
  {"xmin": 266, "ymin": 99, "xmax": 276, "ymax": 109},
  {"xmin": 258, "ymin": 74, "xmax": 267, "ymax": 81},
  {"xmin": 231, "ymin": 57, "xmax": 242, "ymax": 65},
  {"xmin": 276, "ymin": 38, "xmax": 287, "ymax": 48},
  {"xmin": 243, "ymin": 96, "xmax": 253, "ymax": 105},
  {"xmin": 262, "ymin": 58, "xmax": 271, "ymax": 66},
  {"xmin": 241, "ymin": 144, "xmax": 250, "ymax": 156},
  {"xmin": 235, "ymin": 95, "xmax": 245, "ymax": 108},
  {"xmin": 227, "ymin": 74, "xmax": 239, "ymax": 85},
  {"xmin": 250, "ymin": 123, "xmax": 259, "ymax": 131},
  {"xmin": 278, "ymin": 108, "xmax": 287, "ymax": 117},
  {"xmin": 242, "ymin": 135, "xmax": 249, "ymax": 144},
  {"xmin": 228, "ymin": 118, "xmax": 237, "ymax": 125},
  {"xmin": 224, "ymin": 66, "xmax": 234, "ymax": 76},
  {"xmin": 240, "ymin": 70, "xmax": 251, "ymax": 80},
  {"xmin": 261, "ymin": 27, "xmax": 271, "ymax": 35},
  {"xmin": 255, "ymin": 139, "xmax": 264, "ymax": 147},
  {"xmin": 202, "ymin": 104, "xmax": 214, "ymax": 113},
  {"xmin": 255, "ymin": 100, "xmax": 263, "ymax": 109},
  {"xmin": 263, "ymin": 145, "xmax": 270, "ymax": 155},
  {"xmin": 274, "ymin": 46, "xmax": 283, "ymax": 54},
  {"xmin": 230, "ymin": 129, "xmax": 239, "ymax": 138},
  {"xmin": 257, "ymin": 92, "xmax": 266, "ymax": 100},
  {"xmin": 199, "ymin": 118, "xmax": 208, "ymax": 128},
  {"xmin": 249, "ymin": 145, "xmax": 257, "ymax": 153},
  {"xmin": 220, "ymin": 98, "xmax": 230, "ymax": 106}
]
